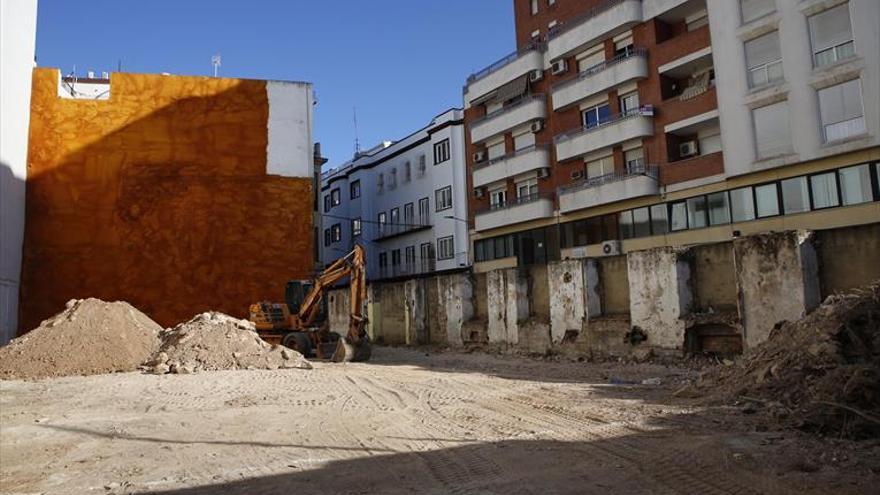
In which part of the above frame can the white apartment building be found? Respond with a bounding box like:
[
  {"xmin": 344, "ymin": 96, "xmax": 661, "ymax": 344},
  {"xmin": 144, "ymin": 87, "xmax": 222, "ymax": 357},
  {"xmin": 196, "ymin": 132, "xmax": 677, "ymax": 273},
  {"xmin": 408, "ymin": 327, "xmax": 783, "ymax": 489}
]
[{"xmin": 319, "ymin": 109, "xmax": 469, "ymax": 280}]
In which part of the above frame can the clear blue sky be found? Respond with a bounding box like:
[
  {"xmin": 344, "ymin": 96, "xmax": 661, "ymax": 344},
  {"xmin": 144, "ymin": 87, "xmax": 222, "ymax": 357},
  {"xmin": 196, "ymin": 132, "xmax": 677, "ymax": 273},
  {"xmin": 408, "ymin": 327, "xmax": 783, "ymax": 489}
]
[{"xmin": 35, "ymin": 0, "xmax": 515, "ymax": 169}]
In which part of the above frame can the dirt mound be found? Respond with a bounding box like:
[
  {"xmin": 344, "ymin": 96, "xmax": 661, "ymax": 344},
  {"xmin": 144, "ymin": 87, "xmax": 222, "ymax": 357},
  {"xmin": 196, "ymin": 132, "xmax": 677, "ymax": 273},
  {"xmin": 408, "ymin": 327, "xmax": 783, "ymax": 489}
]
[
  {"xmin": 699, "ymin": 283, "xmax": 880, "ymax": 439},
  {"xmin": 0, "ymin": 298, "xmax": 161, "ymax": 380},
  {"xmin": 147, "ymin": 312, "xmax": 311, "ymax": 373}
]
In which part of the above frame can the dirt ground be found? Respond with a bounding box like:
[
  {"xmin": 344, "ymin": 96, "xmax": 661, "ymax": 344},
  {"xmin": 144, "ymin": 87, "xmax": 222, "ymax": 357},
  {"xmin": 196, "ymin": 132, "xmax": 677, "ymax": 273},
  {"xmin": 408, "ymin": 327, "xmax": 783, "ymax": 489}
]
[{"xmin": 1, "ymin": 347, "xmax": 877, "ymax": 495}]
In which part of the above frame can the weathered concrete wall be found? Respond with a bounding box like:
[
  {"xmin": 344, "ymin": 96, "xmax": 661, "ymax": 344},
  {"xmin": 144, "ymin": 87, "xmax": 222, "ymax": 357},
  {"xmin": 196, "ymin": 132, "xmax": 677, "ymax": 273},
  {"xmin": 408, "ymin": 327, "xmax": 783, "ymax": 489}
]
[
  {"xmin": 528, "ymin": 264, "xmax": 551, "ymax": 319},
  {"xmin": 627, "ymin": 247, "xmax": 693, "ymax": 350},
  {"xmin": 20, "ymin": 69, "xmax": 314, "ymax": 332},
  {"xmin": 733, "ymin": 231, "xmax": 821, "ymax": 349},
  {"xmin": 816, "ymin": 223, "xmax": 880, "ymax": 297},
  {"xmin": 598, "ymin": 255, "xmax": 630, "ymax": 315},
  {"xmin": 548, "ymin": 260, "xmax": 586, "ymax": 344},
  {"xmin": 404, "ymin": 278, "xmax": 428, "ymax": 345},
  {"xmin": 437, "ymin": 273, "xmax": 472, "ymax": 347},
  {"xmin": 691, "ymin": 242, "xmax": 737, "ymax": 311},
  {"xmin": 327, "ymin": 288, "xmax": 350, "ymax": 337},
  {"xmin": 372, "ymin": 282, "xmax": 407, "ymax": 345},
  {"xmin": 487, "ymin": 269, "xmax": 527, "ymax": 345}
]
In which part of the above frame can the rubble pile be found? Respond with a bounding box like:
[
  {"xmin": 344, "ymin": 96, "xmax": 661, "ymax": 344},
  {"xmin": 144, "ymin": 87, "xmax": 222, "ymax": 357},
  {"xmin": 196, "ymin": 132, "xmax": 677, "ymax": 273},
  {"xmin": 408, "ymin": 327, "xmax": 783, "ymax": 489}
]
[
  {"xmin": 0, "ymin": 298, "xmax": 161, "ymax": 380},
  {"xmin": 146, "ymin": 312, "xmax": 312, "ymax": 374},
  {"xmin": 700, "ymin": 283, "xmax": 880, "ymax": 439}
]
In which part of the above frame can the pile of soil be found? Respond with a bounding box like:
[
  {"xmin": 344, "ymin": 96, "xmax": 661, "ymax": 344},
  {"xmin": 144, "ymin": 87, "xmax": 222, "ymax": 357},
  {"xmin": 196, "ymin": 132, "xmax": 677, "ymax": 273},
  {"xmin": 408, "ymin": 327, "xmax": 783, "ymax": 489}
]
[
  {"xmin": 699, "ymin": 282, "xmax": 880, "ymax": 439},
  {"xmin": 146, "ymin": 312, "xmax": 311, "ymax": 374},
  {"xmin": 0, "ymin": 298, "xmax": 161, "ymax": 380}
]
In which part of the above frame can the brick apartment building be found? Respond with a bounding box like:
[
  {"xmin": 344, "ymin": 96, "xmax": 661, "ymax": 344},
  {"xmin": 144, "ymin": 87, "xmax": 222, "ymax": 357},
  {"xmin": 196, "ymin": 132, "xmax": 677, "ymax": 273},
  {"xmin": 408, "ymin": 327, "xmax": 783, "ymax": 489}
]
[{"xmin": 463, "ymin": 0, "xmax": 879, "ymax": 270}]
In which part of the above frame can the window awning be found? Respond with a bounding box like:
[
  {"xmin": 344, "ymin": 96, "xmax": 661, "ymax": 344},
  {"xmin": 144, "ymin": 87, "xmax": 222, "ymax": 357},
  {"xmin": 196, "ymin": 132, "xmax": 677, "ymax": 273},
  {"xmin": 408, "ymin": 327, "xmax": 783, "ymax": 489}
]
[{"xmin": 496, "ymin": 74, "xmax": 529, "ymax": 103}]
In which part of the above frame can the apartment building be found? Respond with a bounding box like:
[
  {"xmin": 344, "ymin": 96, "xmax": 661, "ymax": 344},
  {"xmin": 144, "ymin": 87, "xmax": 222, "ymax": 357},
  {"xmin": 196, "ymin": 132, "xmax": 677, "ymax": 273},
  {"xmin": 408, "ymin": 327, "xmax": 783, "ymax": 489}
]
[
  {"xmin": 464, "ymin": 0, "xmax": 879, "ymax": 270},
  {"xmin": 319, "ymin": 109, "xmax": 469, "ymax": 280}
]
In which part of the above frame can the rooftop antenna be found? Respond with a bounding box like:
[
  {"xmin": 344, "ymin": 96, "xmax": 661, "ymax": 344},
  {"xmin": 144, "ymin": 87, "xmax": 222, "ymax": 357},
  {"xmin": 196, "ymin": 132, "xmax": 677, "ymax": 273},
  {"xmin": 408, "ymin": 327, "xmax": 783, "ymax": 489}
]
[
  {"xmin": 211, "ymin": 53, "xmax": 221, "ymax": 77},
  {"xmin": 353, "ymin": 106, "xmax": 361, "ymax": 157}
]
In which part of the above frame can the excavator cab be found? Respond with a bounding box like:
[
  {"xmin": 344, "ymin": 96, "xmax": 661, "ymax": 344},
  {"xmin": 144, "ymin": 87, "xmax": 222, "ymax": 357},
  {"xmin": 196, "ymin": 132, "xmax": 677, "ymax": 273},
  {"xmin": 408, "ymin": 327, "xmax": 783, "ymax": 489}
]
[{"xmin": 285, "ymin": 280, "xmax": 326, "ymax": 322}]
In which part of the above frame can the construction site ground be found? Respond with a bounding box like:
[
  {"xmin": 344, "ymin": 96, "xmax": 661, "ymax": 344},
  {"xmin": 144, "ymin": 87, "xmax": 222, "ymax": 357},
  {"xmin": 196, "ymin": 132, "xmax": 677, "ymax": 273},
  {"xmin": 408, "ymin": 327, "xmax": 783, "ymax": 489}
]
[{"xmin": 2, "ymin": 347, "xmax": 877, "ymax": 495}]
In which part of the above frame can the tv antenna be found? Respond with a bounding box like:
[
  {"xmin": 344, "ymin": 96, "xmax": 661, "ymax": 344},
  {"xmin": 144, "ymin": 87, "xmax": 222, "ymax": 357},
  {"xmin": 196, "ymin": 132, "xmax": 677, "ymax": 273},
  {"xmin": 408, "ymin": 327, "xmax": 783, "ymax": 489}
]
[
  {"xmin": 353, "ymin": 107, "xmax": 361, "ymax": 156},
  {"xmin": 211, "ymin": 53, "xmax": 221, "ymax": 77}
]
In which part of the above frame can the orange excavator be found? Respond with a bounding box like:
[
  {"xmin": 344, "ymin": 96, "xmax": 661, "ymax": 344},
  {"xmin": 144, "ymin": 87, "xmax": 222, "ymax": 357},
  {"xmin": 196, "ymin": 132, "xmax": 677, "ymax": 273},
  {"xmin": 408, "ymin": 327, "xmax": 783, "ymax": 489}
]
[{"xmin": 249, "ymin": 244, "xmax": 371, "ymax": 362}]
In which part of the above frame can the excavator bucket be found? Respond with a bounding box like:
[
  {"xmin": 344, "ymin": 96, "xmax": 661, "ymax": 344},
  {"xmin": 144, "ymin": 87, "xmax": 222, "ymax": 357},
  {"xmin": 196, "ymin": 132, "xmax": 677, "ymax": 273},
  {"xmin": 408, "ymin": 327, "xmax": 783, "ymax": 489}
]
[{"xmin": 331, "ymin": 336, "xmax": 372, "ymax": 362}]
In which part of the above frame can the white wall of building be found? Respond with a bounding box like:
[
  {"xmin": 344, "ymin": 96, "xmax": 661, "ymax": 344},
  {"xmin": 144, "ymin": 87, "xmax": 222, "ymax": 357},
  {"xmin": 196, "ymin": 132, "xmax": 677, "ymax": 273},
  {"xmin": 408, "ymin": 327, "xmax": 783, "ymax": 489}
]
[
  {"xmin": 320, "ymin": 109, "xmax": 469, "ymax": 280},
  {"xmin": 267, "ymin": 80, "xmax": 315, "ymax": 178},
  {"xmin": 0, "ymin": 0, "xmax": 38, "ymax": 344},
  {"xmin": 709, "ymin": 0, "xmax": 879, "ymax": 178}
]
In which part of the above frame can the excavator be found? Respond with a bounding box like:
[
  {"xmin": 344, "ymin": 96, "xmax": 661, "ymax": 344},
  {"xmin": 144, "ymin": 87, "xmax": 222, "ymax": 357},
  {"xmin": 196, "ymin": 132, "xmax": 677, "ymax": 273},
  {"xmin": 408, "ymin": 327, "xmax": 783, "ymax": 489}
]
[{"xmin": 249, "ymin": 244, "xmax": 371, "ymax": 362}]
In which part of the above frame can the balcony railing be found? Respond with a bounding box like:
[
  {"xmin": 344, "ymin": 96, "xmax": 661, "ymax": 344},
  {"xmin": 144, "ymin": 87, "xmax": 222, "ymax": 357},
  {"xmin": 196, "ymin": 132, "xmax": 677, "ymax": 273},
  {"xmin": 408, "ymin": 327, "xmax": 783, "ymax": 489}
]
[
  {"xmin": 559, "ymin": 163, "xmax": 658, "ymax": 195},
  {"xmin": 473, "ymin": 144, "xmax": 550, "ymax": 171},
  {"xmin": 476, "ymin": 191, "xmax": 553, "ymax": 215},
  {"xmin": 468, "ymin": 94, "xmax": 546, "ymax": 129},
  {"xmin": 466, "ymin": 42, "xmax": 545, "ymax": 84},
  {"xmin": 551, "ymin": 47, "xmax": 647, "ymax": 91},
  {"xmin": 547, "ymin": 0, "xmax": 635, "ymax": 40},
  {"xmin": 554, "ymin": 106, "xmax": 653, "ymax": 144}
]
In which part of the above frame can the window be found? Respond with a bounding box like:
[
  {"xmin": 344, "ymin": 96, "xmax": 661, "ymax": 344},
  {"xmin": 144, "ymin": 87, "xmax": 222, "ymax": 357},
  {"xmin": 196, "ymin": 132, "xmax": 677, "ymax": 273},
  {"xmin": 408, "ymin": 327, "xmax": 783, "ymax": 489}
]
[
  {"xmin": 391, "ymin": 250, "xmax": 401, "ymax": 273},
  {"xmin": 809, "ymin": 3, "xmax": 854, "ymax": 67},
  {"xmin": 671, "ymin": 202, "xmax": 688, "ymax": 231},
  {"xmin": 404, "ymin": 161, "xmax": 412, "ymax": 182},
  {"xmin": 745, "ymin": 31, "xmax": 783, "ymax": 88},
  {"xmin": 350, "ymin": 180, "xmax": 361, "ymax": 199},
  {"xmin": 420, "ymin": 242, "xmax": 435, "ymax": 270},
  {"xmin": 586, "ymin": 156, "xmax": 614, "ymax": 179},
  {"xmin": 755, "ymin": 183, "xmax": 780, "ymax": 217},
  {"xmin": 619, "ymin": 211, "xmax": 635, "ymax": 239},
  {"xmin": 781, "ymin": 176, "xmax": 810, "ymax": 214},
  {"xmin": 548, "ymin": 0, "xmax": 555, "ymax": 6},
  {"xmin": 490, "ymin": 187, "xmax": 506, "ymax": 209},
  {"xmin": 740, "ymin": 0, "xmax": 775, "ymax": 24},
  {"xmin": 377, "ymin": 173, "xmax": 384, "ymax": 192},
  {"xmin": 418, "ymin": 197, "xmax": 430, "ymax": 224},
  {"xmin": 405, "ymin": 246, "xmax": 416, "ymax": 270},
  {"xmin": 810, "ymin": 172, "xmax": 839, "ymax": 209},
  {"xmin": 582, "ymin": 103, "xmax": 611, "ymax": 129},
  {"xmin": 707, "ymin": 191, "xmax": 731, "ymax": 225},
  {"xmin": 418, "ymin": 154, "xmax": 427, "ymax": 176},
  {"xmin": 753, "ymin": 101, "xmax": 791, "ymax": 158},
  {"xmin": 323, "ymin": 194, "xmax": 331, "ymax": 213},
  {"xmin": 838, "ymin": 164, "xmax": 873, "ymax": 205},
  {"xmin": 330, "ymin": 223, "xmax": 342, "ymax": 243},
  {"xmin": 614, "ymin": 35, "xmax": 634, "ymax": 56},
  {"xmin": 619, "ymin": 92, "xmax": 640, "ymax": 116},
  {"xmin": 530, "ymin": 0, "xmax": 538, "ymax": 15},
  {"xmin": 577, "ymin": 46, "xmax": 604, "ymax": 73},
  {"xmin": 513, "ymin": 130, "xmax": 535, "ymax": 151},
  {"xmin": 323, "ymin": 228, "xmax": 331, "ymax": 247},
  {"xmin": 390, "ymin": 207, "xmax": 399, "ymax": 232},
  {"xmin": 488, "ymin": 140, "xmax": 506, "ymax": 160},
  {"xmin": 730, "ymin": 186, "xmax": 756, "ymax": 222},
  {"xmin": 687, "ymin": 196, "xmax": 708, "ymax": 229},
  {"xmin": 352, "ymin": 217, "xmax": 362, "ymax": 237},
  {"xmin": 379, "ymin": 252, "xmax": 388, "ymax": 274},
  {"xmin": 516, "ymin": 178, "xmax": 538, "ymax": 199},
  {"xmin": 624, "ymin": 148, "xmax": 645, "ymax": 172},
  {"xmin": 632, "ymin": 207, "xmax": 651, "ymax": 237},
  {"xmin": 388, "ymin": 168, "xmax": 397, "ymax": 189},
  {"xmin": 650, "ymin": 204, "xmax": 668, "ymax": 234},
  {"xmin": 438, "ymin": 236, "xmax": 455, "ymax": 260},
  {"xmin": 404, "ymin": 202, "xmax": 414, "ymax": 228},
  {"xmin": 819, "ymin": 79, "xmax": 865, "ymax": 142},
  {"xmin": 378, "ymin": 212, "xmax": 387, "ymax": 235},
  {"xmin": 433, "ymin": 139, "xmax": 450, "ymax": 164},
  {"xmin": 435, "ymin": 186, "xmax": 453, "ymax": 211},
  {"xmin": 330, "ymin": 188, "xmax": 340, "ymax": 206}
]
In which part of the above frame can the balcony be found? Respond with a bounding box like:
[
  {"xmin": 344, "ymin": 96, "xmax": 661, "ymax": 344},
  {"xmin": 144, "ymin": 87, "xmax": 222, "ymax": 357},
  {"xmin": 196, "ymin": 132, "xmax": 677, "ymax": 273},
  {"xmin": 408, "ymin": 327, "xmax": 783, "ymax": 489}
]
[
  {"xmin": 473, "ymin": 145, "xmax": 551, "ymax": 188},
  {"xmin": 474, "ymin": 192, "xmax": 555, "ymax": 232},
  {"xmin": 465, "ymin": 44, "xmax": 545, "ymax": 106},
  {"xmin": 469, "ymin": 94, "xmax": 546, "ymax": 144},
  {"xmin": 558, "ymin": 164, "xmax": 660, "ymax": 214},
  {"xmin": 547, "ymin": 0, "xmax": 643, "ymax": 61},
  {"xmin": 554, "ymin": 109, "xmax": 654, "ymax": 162},
  {"xmin": 551, "ymin": 48, "xmax": 648, "ymax": 111}
]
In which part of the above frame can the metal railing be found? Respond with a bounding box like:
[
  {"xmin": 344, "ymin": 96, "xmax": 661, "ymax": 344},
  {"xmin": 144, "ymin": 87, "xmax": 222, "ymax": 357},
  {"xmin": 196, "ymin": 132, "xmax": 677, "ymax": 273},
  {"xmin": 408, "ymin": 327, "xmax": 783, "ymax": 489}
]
[
  {"xmin": 473, "ymin": 144, "xmax": 550, "ymax": 171},
  {"xmin": 554, "ymin": 106, "xmax": 653, "ymax": 143},
  {"xmin": 547, "ymin": 0, "xmax": 636, "ymax": 40},
  {"xmin": 551, "ymin": 47, "xmax": 647, "ymax": 91},
  {"xmin": 465, "ymin": 42, "xmax": 546, "ymax": 85},
  {"xmin": 476, "ymin": 191, "xmax": 553, "ymax": 215},
  {"xmin": 558, "ymin": 163, "xmax": 658, "ymax": 195},
  {"xmin": 468, "ymin": 94, "xmax": 546, "ymax": 129}
]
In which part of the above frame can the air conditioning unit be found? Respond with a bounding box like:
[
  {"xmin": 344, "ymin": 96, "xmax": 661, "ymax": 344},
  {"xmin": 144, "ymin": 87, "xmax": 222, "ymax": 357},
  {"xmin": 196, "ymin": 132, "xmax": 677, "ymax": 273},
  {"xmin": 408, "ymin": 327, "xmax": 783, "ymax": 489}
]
[
  {"xmin": 473, "ymin": 151, "xmax": 486, "ymax": 163},
  {"xmin": 529, "ymin": 69, "xmax": 544, "ymax": 83},
  {"xmin": 570, "ymin": 170, "xmax": 584, "ymax": 180},
  {"xmin": 537, "ymin": 167, "xmax": 550, "ymax": 179},
  {"xmin": 551, "ymin": 59, "xmax": 568, "ymax": 75},
  {"xmin": 679, "ymin": 140, "xmax": 699, "ymax": 158},
  {"xmin": 474, "ymin": 187, "xmax": 485, "ymax": 198},
  {"xmin": 601, "ymin": 240, "xmax": 622, "ymax": 256},
  {"xmin": 530, "ymin": 119, "xmax": 545, "ymax": 133}
]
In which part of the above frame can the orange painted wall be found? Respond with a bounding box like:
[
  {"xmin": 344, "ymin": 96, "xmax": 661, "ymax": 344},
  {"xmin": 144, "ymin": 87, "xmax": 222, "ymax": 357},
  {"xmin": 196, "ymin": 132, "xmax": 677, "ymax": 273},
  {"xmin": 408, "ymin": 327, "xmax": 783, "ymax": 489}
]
[{"xmin": 20, "ymin": 68, "xmax": 314, "ymax": 332}]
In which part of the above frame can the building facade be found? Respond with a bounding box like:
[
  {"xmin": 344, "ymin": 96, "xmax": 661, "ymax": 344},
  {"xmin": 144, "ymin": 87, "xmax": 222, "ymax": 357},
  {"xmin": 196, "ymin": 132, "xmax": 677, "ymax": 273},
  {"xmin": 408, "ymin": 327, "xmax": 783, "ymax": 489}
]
[
  {"xmin": 464, "ymin": 0, "xmax": 879, "ymax": 271},
  {"xmin": 319, "ymin": 109, "xmax": 469, "ymax": 280}
]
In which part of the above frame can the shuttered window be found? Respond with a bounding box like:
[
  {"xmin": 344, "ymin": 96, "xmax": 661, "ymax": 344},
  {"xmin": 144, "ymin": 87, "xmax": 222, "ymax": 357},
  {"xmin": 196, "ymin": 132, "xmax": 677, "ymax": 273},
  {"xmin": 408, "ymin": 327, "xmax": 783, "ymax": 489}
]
[
  {"xmin": 740, "ymin": 0, "xmax": 775, "ymax": 24},
  {"xmin": 818, "ymin": 79, "xmax": 865, "ymax": 142},
  {"xmin": 753, "ymin": 100, "xmax": 790, "ymax": 158},
  {"xmin": 809, "ymin": 3, "xmax": 854, "ymax": 67},
  {"xmin": 745, "ymin": 31, "xmax": 783, "ymax": 87}
]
